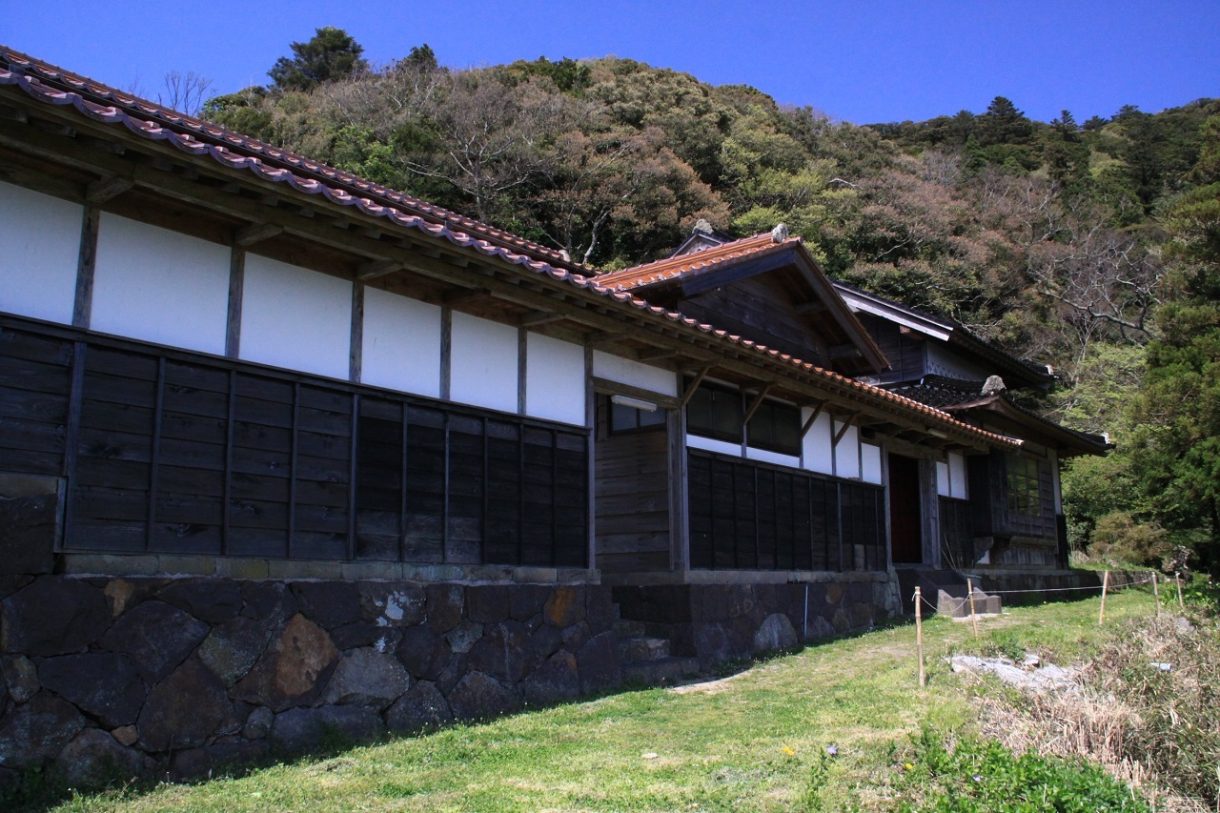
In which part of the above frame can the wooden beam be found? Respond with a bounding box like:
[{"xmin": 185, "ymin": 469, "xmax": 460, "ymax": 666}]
[
  {"xmin": 443, "ymin": 287, "xmax": 490, "ymax": 306},
  {"xmin": 800, "ymin": 401, "xmax": 825, "ymax": 438},
  {"xmin": 742, "ymin": 383, "xmax": 776, "ymax": 425},
  {"xmin": 637, "ymin": 347, "xmax": 680, "ymax": 362},
  {"xmin": 85, "ymin": 175, "xmax": 133, "ymax": 204},
  {"xmin": 358, "ymin": 259, "xmax": 403, "ymax": 280},
  {"xmin": 586, "ymin": 330, "xmax": 628, "ymax": 348},
  {"xmin": 235, "ymin": 222, "xmax": 284, "ymax": 247},
  {"xmin": 795, "ymin": 300, "xmax": 828, "ymax": 316},
  {"xmin": 679, "ymin": 366, "xmax": 713, "ymax": 408},
  {"xmin": 72, "ymin": 205, "xmax": 99, "ymax": 329},
  {"xmin": 591, "ymin": 377, "xmax": 679, "ymax": 410},
  {"xmin": 832, "ymin": 412, "xmax": 859, "ymax": 446},
  {"xmin": 519, "ymin": 311, "xmax": 565, "ymax": 328}
]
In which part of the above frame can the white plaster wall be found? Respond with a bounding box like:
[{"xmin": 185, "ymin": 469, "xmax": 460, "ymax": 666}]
[
  {"xmin": 0, "ymin": 182, "xmax": 82, "ymax": 325},
  {"xmin": 936, "ymin": 461, "xmax": 951, "ymax": 497},
  {"xmin": 861, "ymin": 443, "xmax": 883, "ymax": 485},
  {"xmin": 361, "ymin": 286, "xmax": 441, "ymax": 397},
  {"xmin": 686, "ymin": 433, "xmax": 743, "ymax": 458},
  {"xmin": 801, "ymin": 409, "xmax": 834, "ymax": 475},
  {"xmin": 949, "ymin": 451, "xmax": 968, "ymax": 499},
  {"xmin": 526, "ymin": 332, "xmax": 586, "ymax": 426},
  {"xmin": 450, "ymin": 311, "xmax": 519, "ymax": 414},
  {"xmin": 241, "ymin": 254, "xmax": 351, "ymax": 379},
  {"xmin": 833, "ymin": 420, "xmax": 860, "ymax": 479},
  {"xmin": 746, "ymin": 447, "xmax": 801, "ymax": 468},
  {"xmin": 92, "ymin": 213, "xmax": 230, "ymax": 354},
  {"xmin": 592, "ymin": 350, "xmax": 677, "ymax": 397}
]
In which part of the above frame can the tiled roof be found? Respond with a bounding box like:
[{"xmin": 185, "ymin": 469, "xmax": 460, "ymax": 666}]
[
  {"xmin": 889, "ymin": 375, "xmax": 989, "ymax": 410},
  {"xmin": 596, "ymin": 233, "xmax": 796, "ymax": 291},
  {"xmin": 0, "ymin": 46, "xmax": 1019, "ymax": 451}
]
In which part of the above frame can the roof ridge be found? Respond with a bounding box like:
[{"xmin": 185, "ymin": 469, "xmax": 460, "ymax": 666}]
[
  {"xmin": 0, "ymin": 46, "xmax": 581, "ymax": 272},
  {"xmin": 596, "ymin": 232, "xmax": 798, "ymax": 289}
]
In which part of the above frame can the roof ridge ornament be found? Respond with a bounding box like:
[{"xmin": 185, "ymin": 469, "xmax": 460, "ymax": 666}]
[
  {"xmin": 692, "ymin": 218, "xmax": 714, "ymax": 235},
  {"xmin": 981, "ymin": 375, "xmax": 1007, "ymax": 396},
  {"xmin": 770, "ymin": 223, "xmax": 789, "ymax": 243}
]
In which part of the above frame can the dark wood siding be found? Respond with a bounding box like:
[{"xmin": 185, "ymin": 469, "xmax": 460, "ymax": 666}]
[
  {"xmin": 687, "ymin": 450, "xmax": 884, "ymax": 572},
  {"xmin": 858, "ymin": 314, "xmax": 925, "ymax": 385},
  {"xmin": 939, "ymin": 497, "xmax": 974, "ymax": 568},
  {"xmin": 594, "ymin": 406, "xmax": 670, "ymax": 573},
  {"xmin": 0, "ymin": 315, "xmax": 587, "ymax": 567}
]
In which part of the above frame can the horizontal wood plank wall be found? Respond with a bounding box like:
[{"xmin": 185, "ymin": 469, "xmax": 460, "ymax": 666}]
[
  {"xmin": 938, "ymin": 497, "xmax": 974, "ymax": 569},
  {"xmin": 0, "ymin": 315, "xmax": 587, "ymax": 567},
  {"xmin": 594, "ymin": 404, "xmax": 671, "ymax": 573},
  {"xmin": 687, "ymin": 449, "xmax": 886, "ymax": 572}
]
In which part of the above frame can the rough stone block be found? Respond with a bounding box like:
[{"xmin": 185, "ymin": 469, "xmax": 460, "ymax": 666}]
[
  {"xmin": 55, "ymin": 728, "xmax": 148, "ymax": 788},
  {"xmin": 385, "ymin": 681, "xmax": 452, "ymax": 735},
  {"xmin": 1, "ymin": 577, "xmax": 111, "ymax": 656},
  {"xmin": 322, "ymin": 647, "xmax": 410, "ymax": 710},
  {"xmin": 1, "ymin": 654, "xmax": 39, "ymax": 703},
  {"xmin": 576, "ymin": 632, "xmax": 621, "ymax": 696},
  {"xmin": 235, "ymin": 614, "xmax": 339, "ymax": 711},
  {"xmin": 752, "ymin": 613, "xmax": 799, "ymax": 654},
  {"xmin": 292, "ymin": 582, "xmax": 361, "ymax": 630},
  {"xmin": 217, "ymin": 558, "xmax": 270, "ymax": 581},
  {"xmin": 158, "ymin": 579, "xmax": 243, "ymax": 624},
  {"xmin": 358, "ymin": 583, "xmax": 425, "ymax": 627},
  {"xmin": 100, "ymin": 600, "xmax": 209, "ymax": 682},
  {"xmin": 38, "ymin": 652, "xmax": 146, "ymax": 727},
  {"xmin": 520, "ymin": 650, "xmax": 580, "ymax": 706},
  {"xmin": 0, "ymin": 693, "xmax": 85, "ymax": 768},
  {"xmin": 138, "ymin": 657, "xmax": 232, "ymax": 752},
  {"xmin": 447, "ymin": 671, "xmax": 521, "ymax": 721},
  {"xmin": 467, "ymin": 621, "xmax": 530, "ymax": 684},
  {"xmin": 425, "ymin": 584, "xmax": 464, "ymax": 633},
  {"xmin": 270, "ymin": 705, "xmax": 382, "ymax": 755},
  {"xmin": 197, "ymin": 616, "xmax": 274, "ymax": 687},
  {"xmin": 397, "ymin": 625, "xmax": 450, "ymax": 681}
]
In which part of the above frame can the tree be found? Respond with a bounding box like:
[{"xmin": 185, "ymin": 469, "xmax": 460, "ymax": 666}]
[
  {"xmin": 1128, "ymin": 115, "xmax": 1220, "ymax": 572},
  {"xmin": 159, "ymin": 71, "xmax": 213, "ymax": 117},
  {"xmin": 269, "ymin": 27, "xmax": 368, "ymax": 92}
]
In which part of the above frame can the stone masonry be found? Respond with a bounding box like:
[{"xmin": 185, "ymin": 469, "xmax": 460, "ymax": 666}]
[{"xmin": 0, "ymin": 573, "xmax": 897, "ymax": 792}]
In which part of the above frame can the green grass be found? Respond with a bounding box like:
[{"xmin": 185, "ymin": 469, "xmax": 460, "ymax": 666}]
[{"xmin": 41, "ymin": 588, "xmax": 1163, "ymax": 813}]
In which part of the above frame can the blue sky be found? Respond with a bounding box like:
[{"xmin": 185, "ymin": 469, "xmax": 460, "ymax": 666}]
[{"xmin": 4, "ymin": 1, "xmax": 1217, "ymax": 123}]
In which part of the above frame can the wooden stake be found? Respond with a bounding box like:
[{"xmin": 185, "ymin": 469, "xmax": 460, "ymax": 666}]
[
  {"xmin": 914, "ymin": 586, "xmax": 926, "ymax": 688},
  {"xmin": 1098, "ymin": 570, "xmax": 1110, "ymax": 626},
  {"xmin": 966, "ymin": 578, "xmax": 979, "ymax": 638},
  {"xmin": 1151, "ymin": 571, "xmax": 1160, "ymax": 618},
  {"xmin": 1176, "ymin": 573, "xmax": 1185, "ymax": 609}
]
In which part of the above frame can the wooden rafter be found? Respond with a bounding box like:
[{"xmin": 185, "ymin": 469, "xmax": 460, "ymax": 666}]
[
  {"xmin": 832, "ymin": 412, "xmax": 859, "ymax": 446},
  {"xmin": 742, "ymin": 383, "xmax": 776, "ymax": 424},
  {"xmin": 799, "ymin": 401, "xmax": 825, "ymax": 438},
  {"xmin": 679, "ymin": 366, "xmax": 713, "ymax": 408}
]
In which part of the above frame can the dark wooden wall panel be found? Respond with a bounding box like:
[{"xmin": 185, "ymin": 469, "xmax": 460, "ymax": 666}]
[
  {"xmin": 593, "ymin": 404, "xmax": 670, "ymax": 572},
  {"xmin": 0, "ymin": 315, "xmax": 588, "ymax": 567}
]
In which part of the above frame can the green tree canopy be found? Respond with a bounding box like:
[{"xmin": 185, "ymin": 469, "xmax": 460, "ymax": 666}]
[{"xmin": 269, "ymin": 27, "xmax": 368, "ymax": 91}]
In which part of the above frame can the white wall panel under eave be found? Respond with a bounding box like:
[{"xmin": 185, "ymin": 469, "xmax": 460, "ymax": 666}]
[
  {"xmin": 592, "ymin": 350, "xmax": 678, "ymax": 397},
  {"xmin": 936, "ymin": 460, "xmax": 951, "ymax": 497},
  {"xmin": 834, "ymin": 420, "xmax": 860, "ymax": 479},
  {"xmin": 801, "ymin": 408, "xmax": 833, "ymax": 475},
  {"xmin": 861, "ymin": 443, "xmax": 883, "ymax": 485},
  {"xmin": 746, "ymin": 447, "xmax": 801, "ymax": 468},
  {"xmin": 241, "ymin": 254, "xmax": 351, "ymax": 379},
  {"xmin": 0, "ymin": 182, "xmax": 82, "ymax": 325},
  {"xmin": 450, "ymin": 311, "xmax": 518, "ymax": 414},
  {"xmin": 687, "ymin": 433, "xmax": 743, "ymax": 458},
  {"xmin": 92, "ymin": 213, "xmax": 230, "ymax": 354},
  {"xmin": 949, "ymin": 451, "xmax": 968, "ymax": 499},
  {"xmin": 361, "ymin": 286, "xmax": 441, "ymax": 397},
  {"xmin": 526, "ymin": 332, "xmax": 586, "ymax": 426}
]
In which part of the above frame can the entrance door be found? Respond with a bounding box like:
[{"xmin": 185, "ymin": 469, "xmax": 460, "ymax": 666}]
[{"xmin": 888, "ymin": 453, "xmax": 922, "ymax": 564}]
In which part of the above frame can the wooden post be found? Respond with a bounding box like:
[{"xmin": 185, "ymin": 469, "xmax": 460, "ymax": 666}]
[
  {"xmin": 914, "ymin": 586, "xmax": 926, "ymax": 689},
  {"xmin": 966, "ymin": 578, "xmax": 979, "ymax": 638},
  {"xmin": 1098, "ymin": 570, "xmax": 1109, "ymax": 626},
  {"xmin": 1151, "ymin": 571, "xmax": 1160, "ymax": 618},
  {"xmin": 1176, "ymin": 573, "xmax": 1184, "ymax": 609}
]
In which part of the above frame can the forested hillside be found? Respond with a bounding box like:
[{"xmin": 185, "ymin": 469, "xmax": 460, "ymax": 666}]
[{"xmin": 200, "ymin": 29, "xmax": 1220, "ymax": 570}]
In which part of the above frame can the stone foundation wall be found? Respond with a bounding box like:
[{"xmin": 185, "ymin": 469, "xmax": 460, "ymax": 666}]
[
  {"xmin": 971, "ymin": 569, "xmax": 1144, "ymax": 606},
  {"xmin": 0, "ymin": 575, "xmax": 622, "ymax": 790},
  {"xmin": 0, "ymin": 571, "xmax": 900, "ymax": 792},
  {"xmin": 614, "ymin": 573, "xmax": 901, "ymax": 666}
]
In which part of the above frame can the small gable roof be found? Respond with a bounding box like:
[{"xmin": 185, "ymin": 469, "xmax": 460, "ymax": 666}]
[{"xmin": 597, "ymin": 233, "xmax": 889, "ymax": 374}]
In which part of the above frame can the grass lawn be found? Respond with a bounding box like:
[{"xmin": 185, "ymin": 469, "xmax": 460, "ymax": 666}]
[{"xmin": 47, "ymin": 587, "xmax": 1163, "ymax": 813}]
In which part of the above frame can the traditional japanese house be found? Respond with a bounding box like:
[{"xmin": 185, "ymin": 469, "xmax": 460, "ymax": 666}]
[{"xmin": 0, "ymin": 48, "xmax": 1107, "ymax": 781}]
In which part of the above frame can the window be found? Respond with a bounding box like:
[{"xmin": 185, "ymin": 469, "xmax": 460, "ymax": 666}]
[
  {"xmin": 1006, "ymin": 454, "xmax": 1041, "ymax": 517},
  {"xmin": 747, "ymin": 399, "xmax": 801, "ymax": 456},
  {"xmin": 685, "ymin": 382, "xmax": 743, "ymax": 443},
  {"xmin": 609, "ymin": 398, "xmax": 666, "ymax": 433}
]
